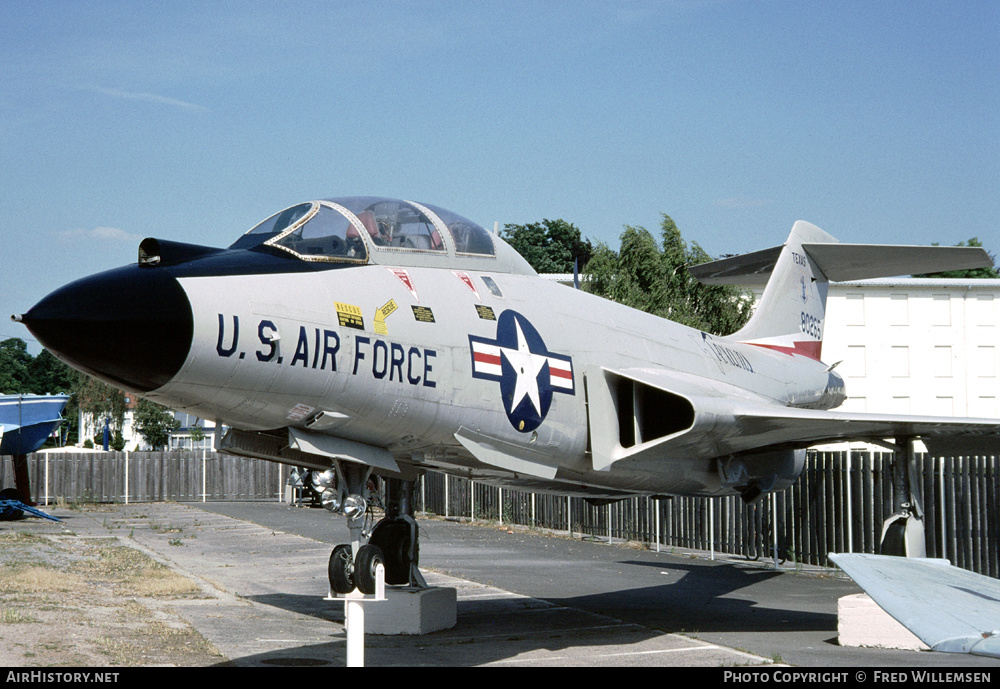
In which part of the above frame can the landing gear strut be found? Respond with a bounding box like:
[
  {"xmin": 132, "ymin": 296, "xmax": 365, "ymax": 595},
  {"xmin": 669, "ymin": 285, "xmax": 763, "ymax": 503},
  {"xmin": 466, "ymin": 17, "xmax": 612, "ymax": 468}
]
[
  {"xmin": 322, "ymin": 462, "xmax": 423, "ymax": 595},
  {"xmin": 369, "ymin": 478, "xmax": 425, "ymax": 588},
  {"xmin": 879, "ymin": 438, "xmax": 926, "ymax": 558}
]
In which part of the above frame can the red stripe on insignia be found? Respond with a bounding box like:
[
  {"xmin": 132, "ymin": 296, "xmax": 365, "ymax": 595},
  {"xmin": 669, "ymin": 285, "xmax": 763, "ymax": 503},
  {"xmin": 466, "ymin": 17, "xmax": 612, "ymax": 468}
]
[
  {"xmin": 474, "ymin": 352, "xmax": 502, "ymax": 367},
  {"xmin": 549, "ymin": 366, "xmax": 572, "ymax": 380}
]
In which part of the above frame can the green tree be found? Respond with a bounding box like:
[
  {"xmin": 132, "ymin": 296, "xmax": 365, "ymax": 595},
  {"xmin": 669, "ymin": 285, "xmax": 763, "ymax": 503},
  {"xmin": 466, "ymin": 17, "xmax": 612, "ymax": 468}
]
[
  {"xmin": 133, "ymin": 398, "xmax": 180, "ymax": 450},
  {"xmin": 188, "ymin": 425, "xmax": 206, "ymax": 447},
  {"xmin": 500, "ymin": 219, "xmax": 593, "ymax": 274},
  {"xmin": 913, "ymin": 238, "xmax": 1000, "ymax": 278},
  {"xmin": 26, "ymin": 350, "xmax": 75, "ymax": 395},
  {"xmin": 584, "ymin": 214, "xmax": 753, "ymax": 335},
  {"xmin": 0, "ymin": 338, "xmax": 32, "ymax": 393}
]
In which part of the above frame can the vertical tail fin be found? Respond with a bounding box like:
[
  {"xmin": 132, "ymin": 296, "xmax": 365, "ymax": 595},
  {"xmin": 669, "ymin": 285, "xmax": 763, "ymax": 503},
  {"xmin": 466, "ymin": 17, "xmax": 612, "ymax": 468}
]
[
  {"xmin": 689, "ymin": 220, "xmax": 994, "ymax": 363},
  {"xmin": 689, "ymin": 221, "xmax": 838, "ymax": 362},
  {"xmin": 732, "ymin": 221, "xmax": 835, "ymax": 361}
]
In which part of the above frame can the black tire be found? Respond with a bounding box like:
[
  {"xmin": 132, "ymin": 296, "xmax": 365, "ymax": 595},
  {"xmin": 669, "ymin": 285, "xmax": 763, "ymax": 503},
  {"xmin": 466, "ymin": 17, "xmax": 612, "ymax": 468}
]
[
  {"xmin": 355, "ymin": 544, "xmax": 385, "ymax": 595},
  {"xmin": 0, "ymin": 488, "xmax": 23, "ymax": 521},
  {"xmin": 328, "ymin": 544, "xmax": 355, "ymax": 594},
  {"xmin": 369, "ymin": 520, "xmax": 415, "ymax": 585}
]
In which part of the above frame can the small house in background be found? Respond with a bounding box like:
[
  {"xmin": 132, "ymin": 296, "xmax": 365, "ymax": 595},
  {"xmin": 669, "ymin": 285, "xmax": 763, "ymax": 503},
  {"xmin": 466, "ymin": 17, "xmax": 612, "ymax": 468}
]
[
  {"xmin": 168, "ymin": 413, "xmax": 222, "ymax": 451},
  {"xmin": 77, "ymin": 394, "xmax": 139, "ymax": 450}
]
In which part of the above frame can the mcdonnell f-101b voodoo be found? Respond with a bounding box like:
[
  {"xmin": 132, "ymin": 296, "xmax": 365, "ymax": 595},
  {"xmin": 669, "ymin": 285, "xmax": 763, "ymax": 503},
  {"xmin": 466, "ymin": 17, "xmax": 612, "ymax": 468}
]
[{"xmin": 14, "ymin": 197, "xmax": 1000, "ymax": 609}]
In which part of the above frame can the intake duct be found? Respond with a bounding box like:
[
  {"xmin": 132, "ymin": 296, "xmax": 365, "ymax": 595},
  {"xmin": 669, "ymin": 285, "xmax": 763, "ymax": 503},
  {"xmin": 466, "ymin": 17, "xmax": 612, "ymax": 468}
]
[{"xmin": 609, "ymin": 373, "xmax": 695, "ymax": 449}]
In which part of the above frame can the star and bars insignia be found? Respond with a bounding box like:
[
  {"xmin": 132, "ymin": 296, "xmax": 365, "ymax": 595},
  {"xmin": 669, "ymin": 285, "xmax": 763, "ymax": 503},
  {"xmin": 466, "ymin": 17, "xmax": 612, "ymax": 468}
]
[{"xmin": 468, "ymin": 310, "xmax": 574, "ymax": 432}]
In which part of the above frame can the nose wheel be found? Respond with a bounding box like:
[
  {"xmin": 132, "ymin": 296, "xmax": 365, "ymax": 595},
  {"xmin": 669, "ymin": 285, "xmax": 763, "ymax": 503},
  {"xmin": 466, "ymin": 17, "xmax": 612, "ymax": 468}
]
[
  {"xmin": 328, "ymin": 544, "xmax": 355, "ymax": 594},
  {"xmin": 326, "ymin": 475, "xmax": 424, "ymax": 595},
  {"xmin": 329, "ymin": 542, "xmax": 390, "ymax": 595}
]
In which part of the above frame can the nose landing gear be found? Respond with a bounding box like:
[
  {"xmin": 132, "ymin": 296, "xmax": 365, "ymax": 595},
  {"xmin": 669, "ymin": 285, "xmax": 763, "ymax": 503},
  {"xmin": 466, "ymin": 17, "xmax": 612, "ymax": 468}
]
[{"xmin": 323, "ymin": 463, "xmax": 423, "ymax": 595}]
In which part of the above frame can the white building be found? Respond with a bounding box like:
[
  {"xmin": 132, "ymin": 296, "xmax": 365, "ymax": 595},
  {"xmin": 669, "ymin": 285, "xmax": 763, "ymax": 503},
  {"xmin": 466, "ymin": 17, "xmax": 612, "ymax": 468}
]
[
  {"xmin": 78, "ymin": 396, "xmax": 223, "ymax": 452},
  {"xmin": 822, "ymin": 278, "xmax": 999, "ymax": 419}
]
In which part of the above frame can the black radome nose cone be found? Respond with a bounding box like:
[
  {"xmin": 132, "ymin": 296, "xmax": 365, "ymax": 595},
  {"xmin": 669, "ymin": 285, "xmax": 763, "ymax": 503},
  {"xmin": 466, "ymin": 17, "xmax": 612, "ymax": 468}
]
[{"xmin": 21, "ymin": 265, "xmax": 193, "ymax": 392}]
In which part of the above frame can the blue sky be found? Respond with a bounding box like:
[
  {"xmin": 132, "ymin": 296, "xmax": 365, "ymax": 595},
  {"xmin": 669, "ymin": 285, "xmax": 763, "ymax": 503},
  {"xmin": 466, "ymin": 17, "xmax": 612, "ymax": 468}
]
[{"xmin": 3, "ymin": 1, "xmax": 998, "ymax": 352}]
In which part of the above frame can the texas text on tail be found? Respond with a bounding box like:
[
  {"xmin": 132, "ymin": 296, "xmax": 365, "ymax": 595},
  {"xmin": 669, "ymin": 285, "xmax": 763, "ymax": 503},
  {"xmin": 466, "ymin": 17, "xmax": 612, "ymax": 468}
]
[{"xmin": 14, "ymin": 198, "xmax": 1000, "ymax": 653}]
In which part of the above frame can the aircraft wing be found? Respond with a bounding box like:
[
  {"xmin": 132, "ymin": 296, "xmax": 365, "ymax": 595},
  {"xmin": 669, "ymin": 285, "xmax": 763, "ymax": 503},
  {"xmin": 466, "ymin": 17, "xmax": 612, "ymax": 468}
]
[
  {"xmin": 829, "ymin": 553, "xmax": 1000, "ymax": 658},
  {"xmin": 596, "ymin": 367, "xmax": 1000, "ymax": 464},
  {"xmin": 721, "ymin": 403, "xmax": 1000, "ymax": 455}
]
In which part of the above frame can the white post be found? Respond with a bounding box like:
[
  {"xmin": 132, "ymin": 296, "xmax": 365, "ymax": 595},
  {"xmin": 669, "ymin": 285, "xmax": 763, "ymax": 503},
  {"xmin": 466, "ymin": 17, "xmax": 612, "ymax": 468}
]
[
  {"xmin": 939, "ymin": 456, "xmax": 947, "ymax": 561},
  {"xmin": 499, "ymin": 487, "xmax": 504, "ymax": 526},
  {"xmin": 655, "ymin": 498, "xmax": 660, "ymax": 553},
  {"xmin": 124, "ymin": 451, "xmax": 129, "ymax": 505},
  {"xmin": 444, "ymin": 475, "xmax": 449, "ymax": 519},
  {"xmin": 567, "ymin": 495, "xmax": 572, "ymax": 537},
  {"xmin": 44, "ymin": 454, "xmax": 49, "ymax": 506},
  {"xmin": 771, "ymin": 492, "xmax": 779, "ymax": 569},
  {"xmin": 607, "ymin": 504, "xmax": 612, "ymax": 544},
  {"xmin": 710, "ymin": 498, "xmax": 715, "ymax": 561},
  {"xmin": 342, "ymin": 564, "xmax": 385, "ymax": 668},
  {"xmin": 471, "ymin": 480, "xmax": 475, "ymax": 520},
  {"xmin": 345, "ymin": 599, "xmax": 365, "ymax": 667},
  {"xmin": 845, "ymin": 445, "xmax": 852, "ymax": 552}
]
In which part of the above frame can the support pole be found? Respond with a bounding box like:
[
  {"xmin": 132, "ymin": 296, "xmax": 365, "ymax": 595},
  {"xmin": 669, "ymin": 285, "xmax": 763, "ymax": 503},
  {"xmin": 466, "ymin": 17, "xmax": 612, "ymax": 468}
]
[
  {"xmin": 655, "ymin": 498, "xmax": 661, "ymax": 553},
  {"xmin": 710, "ymin": 498, "xmax": 715, "ymax": 561},
  {"xmin": 771, "ymin": 492, "xmax": 778, "ymax": 569},
  {"xmin": 12, "ymin": 454, "xmax": 33, "ymax": 506},
  {"xmin": 880, "ymin": 438, "xmax": 926, "ymax": 557},
  {"xmin": 343, "ymin": 563, "xmax": 385, "ymax": 667},
  {"xmin": 345, "ymin": 596, "xmax": 365, "ymax": 667}
]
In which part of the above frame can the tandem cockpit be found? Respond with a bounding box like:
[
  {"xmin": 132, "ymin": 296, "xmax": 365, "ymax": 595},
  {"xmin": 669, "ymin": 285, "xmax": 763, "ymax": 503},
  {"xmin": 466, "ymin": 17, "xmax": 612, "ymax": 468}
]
[{"xmin": 225, "ymin": 197, "xmax": 534, "ymax": 274}]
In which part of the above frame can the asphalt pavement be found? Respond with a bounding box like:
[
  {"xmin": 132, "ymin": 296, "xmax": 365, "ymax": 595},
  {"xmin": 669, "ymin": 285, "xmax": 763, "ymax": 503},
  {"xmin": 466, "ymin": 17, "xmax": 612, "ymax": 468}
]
[{"xmin": 10, "ymin": 500, "xmax": 999, "ymax": 668}]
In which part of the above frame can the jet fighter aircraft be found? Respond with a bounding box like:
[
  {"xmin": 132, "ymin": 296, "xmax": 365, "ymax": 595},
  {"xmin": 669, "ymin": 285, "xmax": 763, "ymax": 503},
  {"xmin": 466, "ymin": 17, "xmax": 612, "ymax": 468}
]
[{"xmin": 15, "ymin": 196, "xmax": 1000, "ymax": 596}]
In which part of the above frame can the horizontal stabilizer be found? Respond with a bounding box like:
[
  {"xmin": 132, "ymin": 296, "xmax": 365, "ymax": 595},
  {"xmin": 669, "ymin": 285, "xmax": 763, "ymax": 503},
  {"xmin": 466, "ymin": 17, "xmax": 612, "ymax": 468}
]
[
  {"xmin": 692, "ymin": 237, "xmax": 992, "ymax": 285},
  {"xmin": 688, "ymin": 245, "xmax": 783, "ymax": 285},
  {"xmin": 802, "ymin": 243, "xmax": 993, "ymax": 282},
  {"xmin": 830, "ymin": 553, "xmax": 1000, "ymax": 658}
]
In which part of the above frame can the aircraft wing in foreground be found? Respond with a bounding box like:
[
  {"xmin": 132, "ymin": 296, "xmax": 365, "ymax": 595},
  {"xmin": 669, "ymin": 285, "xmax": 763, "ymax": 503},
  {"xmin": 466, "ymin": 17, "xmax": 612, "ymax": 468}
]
[
  {"xmin": 14, "ymin": 197, "xmax": 999, "ymax": 601},
  {"xmin": 830, "ymin": 553, "xmax": 1000, "ymax": 658}
]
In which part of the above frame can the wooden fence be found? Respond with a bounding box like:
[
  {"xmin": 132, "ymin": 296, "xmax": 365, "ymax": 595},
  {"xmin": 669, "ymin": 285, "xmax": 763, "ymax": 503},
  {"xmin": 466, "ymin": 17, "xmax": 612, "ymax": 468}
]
[
  {"xmin": 1, "ymin": 451, "xmax": 285, "ymax": 504},
  {"xmin": 3, "ymin": 450, "xmax": 997, "ymax": 578}
]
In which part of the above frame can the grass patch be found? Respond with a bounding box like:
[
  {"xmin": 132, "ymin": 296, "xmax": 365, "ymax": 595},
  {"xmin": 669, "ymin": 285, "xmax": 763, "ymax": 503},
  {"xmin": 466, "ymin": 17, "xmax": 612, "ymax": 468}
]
[
  {"xmin": 1, "ymin": 608, "xmax": 39, "ymax": 624},
  {"xmin": 0, "ymin": 565, "xmax": 86, "ymax": 594},
  {"xmin": 94, "ymin": 619, "xmax": 222, "ymax": 666},
  {"xmin": 74, "ymin": 545, "xmax": 202, "ymax": 598},
  {"xmin": 0, "ymin": 531, "xmax": 44, "ymax": 546}
]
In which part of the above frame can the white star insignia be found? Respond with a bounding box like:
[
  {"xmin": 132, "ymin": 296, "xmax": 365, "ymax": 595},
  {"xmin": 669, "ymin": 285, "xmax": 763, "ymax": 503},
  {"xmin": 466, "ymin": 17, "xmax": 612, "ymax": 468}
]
[{"xmin": 500, "ymin": 319, "xmax": 548, "ymax": 416}]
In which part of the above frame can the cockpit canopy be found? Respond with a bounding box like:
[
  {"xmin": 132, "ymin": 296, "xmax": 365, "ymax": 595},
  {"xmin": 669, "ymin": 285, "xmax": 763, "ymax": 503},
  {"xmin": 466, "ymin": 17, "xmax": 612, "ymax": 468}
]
[{"xmin": 230, "ymin": 197, "xmax": 497, "ymax": 263}]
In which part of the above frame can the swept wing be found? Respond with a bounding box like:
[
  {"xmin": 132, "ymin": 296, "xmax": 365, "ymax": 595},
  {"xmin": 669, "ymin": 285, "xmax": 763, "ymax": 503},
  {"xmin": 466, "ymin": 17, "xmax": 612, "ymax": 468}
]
[{"xmin": 830, "ymin": 553, "xmax": 1000, "ymax": 658}]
